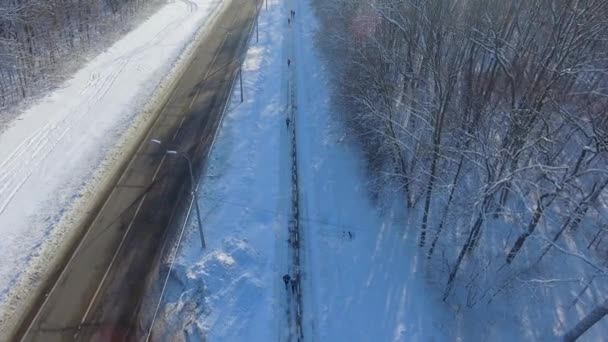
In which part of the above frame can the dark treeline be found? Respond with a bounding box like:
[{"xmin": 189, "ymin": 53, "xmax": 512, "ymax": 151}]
[
  {"xmin": 313, "ymin": 0, "xmax": 608, "ymax": 338},
  {"xmin": 0, "ymin": 0, "xmax": 165, "ymax": 112}
]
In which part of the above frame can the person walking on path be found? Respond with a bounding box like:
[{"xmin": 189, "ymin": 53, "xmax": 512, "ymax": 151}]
[
  {"xmin": 283, "ymin": 274, "xmax": 291, "ymax": 290},
  {"xmin": 287, "ymin": 59, "xmax": 291, "ymax": 67}
]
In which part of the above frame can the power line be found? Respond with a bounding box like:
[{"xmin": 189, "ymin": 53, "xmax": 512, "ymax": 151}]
[{"xmin": 198, "ymin": 192, "xmax": 374, "ymax": 233}]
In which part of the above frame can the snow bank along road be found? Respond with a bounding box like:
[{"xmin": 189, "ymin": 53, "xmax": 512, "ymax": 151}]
[{"xmin": 15, "ymin": 0, "xmax": 260, "ymax": 341}]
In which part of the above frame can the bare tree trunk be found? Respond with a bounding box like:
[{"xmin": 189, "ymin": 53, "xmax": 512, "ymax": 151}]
[
  {"xmin": 419, "ymin": 86, "xmax": 453, "ymax": 247},
  {"xmin": 428, "ymin": 154, "xmax": 464, "ymax": 259},
  {"xmin": 444, "ymin": 196, "xmax": 492, "ymax": 301},
  {"xmin": 419, "ymin": 140, "xmax": 440, "ymax": 247},
  {"xmin": 506, "ymin": 193, "xmax": 556, "ymax": 264},
  {"xmin": 563, "ymin": 299, "xmax": 608, "ymax": 342},
  {"xmin": 588, "ymin": 226, "xmax": 606, "ymax": 250},
  {"xmin": 538, "ymin": 179, "xmax": 608, "ymax": 261}
]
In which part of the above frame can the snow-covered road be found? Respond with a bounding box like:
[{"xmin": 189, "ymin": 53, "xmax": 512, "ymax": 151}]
[{"xmin": 0, "ymin": 0, "xmax": 227, "ymax": 337}]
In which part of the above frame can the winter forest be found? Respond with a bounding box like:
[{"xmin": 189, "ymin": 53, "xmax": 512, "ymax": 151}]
[
  {"xmin": 0, "ymin": 0, "xmax": 164, "ymax": 116},
  {"xmin": 1, "ymin": 0, "xmax": 608, "ymax": 339},
  {"xmin": 313, "ymin": 0, "xmax": 608, "ymax": 339}
]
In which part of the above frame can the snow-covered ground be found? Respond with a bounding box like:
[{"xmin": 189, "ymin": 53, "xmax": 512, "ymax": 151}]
[
  {"xmin": 290, "ymin": 0, "xmax": 452, "ymax": 340},
  {"xmin": 144, "ymin": 0, "xmax": 608, "ymax": 341},
  {"xmin": 146, "ymin": 0, "xmax": 287, "ymax": 339},
  {"xmin": 293, "ymin": 1, "xmax": 608, "ymax": 340},
  {"xmin": 0, "ymin": 0, "xmax": 228, "ymax": 335},
  {"xmin": 148, "ymin": 0, "xmax": 452, "ymax": 340}
]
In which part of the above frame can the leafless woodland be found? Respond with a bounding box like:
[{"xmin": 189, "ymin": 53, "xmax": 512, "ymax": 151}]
[
  {"xmin": 0, "ymin": 0, "xmax": 165, "ymax": 115},
  {"xmin": 313, "ymin": 0, "xmax": 608, "ymax": 338}
]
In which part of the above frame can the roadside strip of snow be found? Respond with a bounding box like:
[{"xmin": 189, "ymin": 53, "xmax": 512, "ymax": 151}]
[
  {"xmin": 0, "ymin": 0, "xmax": 230, "ymax": 338},
  {"xmin": 145, "ymin": 0, "xmax": 289, "ymax": 340}
]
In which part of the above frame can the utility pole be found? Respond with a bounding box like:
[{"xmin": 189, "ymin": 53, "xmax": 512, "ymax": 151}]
[
  {"xmin": 166, "ymin": 150, "xmax": 206, "ymax": 249},
  {"xmin": 187, "ymin": 154, "xmax": 206, "ymax": 250},
  {"xmin": 151, "ymin": 138, "xmax": 207, "ymax": 250},
  {"xmin": 239, "ymin": 65, "xmax": 243, "ymax": 102}
]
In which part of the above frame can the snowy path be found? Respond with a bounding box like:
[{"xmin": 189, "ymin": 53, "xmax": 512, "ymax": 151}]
[
  {"xmin": 0, "ymin": 0, "xmax": 226, "ymax": 338},
  {"xmin": 284, "ymin": 3, "xmax": 305, "ymax": 340}
]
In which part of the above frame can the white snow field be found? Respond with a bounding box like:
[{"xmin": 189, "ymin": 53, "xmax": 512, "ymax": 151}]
[{"xmin": 0, "ymin": 0, "xmax": 228, "ymax": 336}]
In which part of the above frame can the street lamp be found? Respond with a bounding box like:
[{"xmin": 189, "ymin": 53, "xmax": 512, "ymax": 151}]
[{"xmin": 151, "ymin": 140, "xmax": 206, "ymax": 249}]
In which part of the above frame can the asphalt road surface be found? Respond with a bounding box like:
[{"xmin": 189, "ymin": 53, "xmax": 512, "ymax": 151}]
[{"xmin": 16, "ymin": 0, "xmax": 259, "ymax": 340}]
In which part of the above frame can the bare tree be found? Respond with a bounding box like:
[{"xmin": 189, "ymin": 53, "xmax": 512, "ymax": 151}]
[
  {"xmin": 0, "ymin": 0, "xmax": 167, "ymax": 114},
  {"xmin": 563, "ymin": 299, "xmax": 608, "ymax": 342}
]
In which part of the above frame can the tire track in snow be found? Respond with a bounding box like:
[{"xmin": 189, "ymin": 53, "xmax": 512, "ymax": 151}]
[
  {"xmin": 180, "ymin": 0, "xmax": 199, "ymax": 13},
  {"xmin": 0, "ymin": 55, "xmax": 131, "ymax": 220}
]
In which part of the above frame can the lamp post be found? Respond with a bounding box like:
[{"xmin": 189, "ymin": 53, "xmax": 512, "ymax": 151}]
[
  {"xmin": 239, "ymin": 64, "xmax": 243, "ymax": 103},
  {"xmin": 166, "ymin": 150, "xmax": 206, "ymax": 249},
  {"xmin": 150, "ymin": 139, "xmax": 206, "ymax": 249}
]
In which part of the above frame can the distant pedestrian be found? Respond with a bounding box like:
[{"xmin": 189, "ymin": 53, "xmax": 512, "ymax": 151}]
[
  {"xmin": 288, "ymin": 18, "xmax": 291, "ymax": 25},
  {"xmin": 291, "ymin": 278, "xmax": 297, "ymax": 294},
  {"xmin": 288, "ymin": 59, "xmax": 291, "ymax": 67},
  {"xmin": 283, "ymin": 274, "xmax": 291, "ymax": 289},
  {"xmin": 286, "ymin": 117, "xmax": 290, "ymax": 128},
  {"xmin": 292, "ymin": 10, "xmax": 296, "ymax": 19}
]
